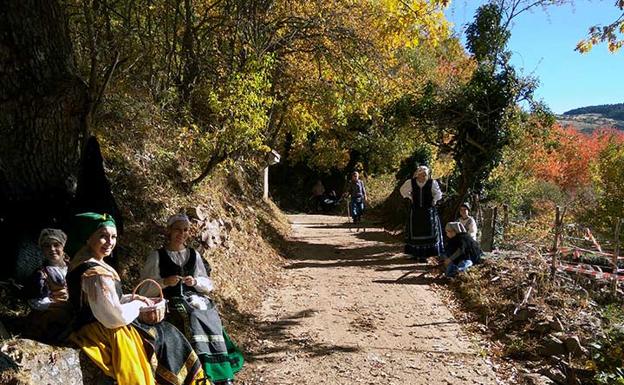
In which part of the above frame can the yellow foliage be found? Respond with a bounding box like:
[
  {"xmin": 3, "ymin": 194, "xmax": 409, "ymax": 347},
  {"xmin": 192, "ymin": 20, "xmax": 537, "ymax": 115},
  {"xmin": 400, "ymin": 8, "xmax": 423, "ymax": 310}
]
[
  {"xmin": 430, "ymin": 153, "xmax": 455, "ymax": 179},
  {"xmin": 269, "ymin": 0, "xmax": 459, "ymax": 169}
]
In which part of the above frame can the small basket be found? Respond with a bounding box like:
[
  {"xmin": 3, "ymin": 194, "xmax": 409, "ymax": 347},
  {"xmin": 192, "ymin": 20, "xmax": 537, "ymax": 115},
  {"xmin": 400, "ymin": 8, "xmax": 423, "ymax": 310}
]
[{"xmin": 132, "ymin": 279, "xmax": 166, "ymax": 325}]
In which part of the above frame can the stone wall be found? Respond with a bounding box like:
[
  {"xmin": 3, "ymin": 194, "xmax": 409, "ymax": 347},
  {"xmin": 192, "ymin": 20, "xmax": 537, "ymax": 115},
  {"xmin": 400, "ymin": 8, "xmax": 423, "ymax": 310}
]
[{"xmin": 0, "ymin": 339, "xmax": 103, "ymax": 385}]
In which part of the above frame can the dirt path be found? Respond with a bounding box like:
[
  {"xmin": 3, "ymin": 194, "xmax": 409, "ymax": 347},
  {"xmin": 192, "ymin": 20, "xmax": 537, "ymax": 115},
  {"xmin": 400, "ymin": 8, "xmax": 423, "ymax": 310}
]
[{"xmin": 244, "ymin": 214, "xmax": 501, "ymax": 385}]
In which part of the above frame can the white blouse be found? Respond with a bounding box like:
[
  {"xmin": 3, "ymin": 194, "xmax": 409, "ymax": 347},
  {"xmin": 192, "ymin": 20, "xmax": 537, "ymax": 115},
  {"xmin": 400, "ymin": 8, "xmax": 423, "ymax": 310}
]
[
  {"xmin": 139, "ymin": 248, "xmax": 214, "ymax": 298},
  {"xmin": 399, "ymin": 179, "xmax": 442, "ymax": 205},
  {"xmin": 80, "ymin": 259, "xmax": 145, "ymax": 329},
  {"xmin": 460, "ymin": 216, "xmax": 478, "ymax": 241}
]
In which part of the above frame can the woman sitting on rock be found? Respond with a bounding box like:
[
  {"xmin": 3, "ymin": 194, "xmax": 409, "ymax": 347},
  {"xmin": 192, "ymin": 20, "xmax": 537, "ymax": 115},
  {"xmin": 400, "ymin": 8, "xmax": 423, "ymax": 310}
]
[
  {"xmin": 443, "ymin": 222, "xmax": 483, "ymax": 277},
  {"xmin": 140, "ymin": 214, "xmax": 244, "ymax": 385},
  {"xmin": 25, "ymin": 228, "xmax": 73, "ymax": 343},
  {"xmin": 66, "ymin": 212, "xmax": 204, "ymax": 385}
]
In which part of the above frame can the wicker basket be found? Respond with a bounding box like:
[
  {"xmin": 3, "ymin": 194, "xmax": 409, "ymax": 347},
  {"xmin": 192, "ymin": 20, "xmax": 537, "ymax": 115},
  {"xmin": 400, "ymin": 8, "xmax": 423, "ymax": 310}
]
[{"xmin": 133, "ymin": 279, "xmax": 166, "ymax": 325}]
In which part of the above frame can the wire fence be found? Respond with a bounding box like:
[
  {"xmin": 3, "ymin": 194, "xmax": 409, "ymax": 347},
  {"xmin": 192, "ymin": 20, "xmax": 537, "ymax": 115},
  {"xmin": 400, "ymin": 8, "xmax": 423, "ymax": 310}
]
[{"xmin": 543, "ymin": 208, "xmax": 623, "ymax": 291}]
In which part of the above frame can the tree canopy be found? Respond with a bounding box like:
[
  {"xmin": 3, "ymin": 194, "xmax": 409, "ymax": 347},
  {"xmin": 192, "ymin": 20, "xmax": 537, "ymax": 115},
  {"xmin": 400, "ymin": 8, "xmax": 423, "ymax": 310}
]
[{"xmin": 56, "ymin": 0, "xmax": 459, "ymax": 185}]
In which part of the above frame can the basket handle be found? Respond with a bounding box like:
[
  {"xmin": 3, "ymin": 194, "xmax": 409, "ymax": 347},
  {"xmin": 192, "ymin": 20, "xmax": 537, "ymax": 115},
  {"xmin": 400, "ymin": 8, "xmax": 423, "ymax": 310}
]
[{"xmin": 132, "ymin": 278, "xmax": 164, "ymax": 301}]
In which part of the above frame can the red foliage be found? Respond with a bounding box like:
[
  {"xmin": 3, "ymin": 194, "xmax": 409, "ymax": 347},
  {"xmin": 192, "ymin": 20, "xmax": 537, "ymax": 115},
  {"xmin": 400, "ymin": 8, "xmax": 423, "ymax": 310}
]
[{"xmin": 531, "ymin": 124, "xmax": 624, "ymax": 192}]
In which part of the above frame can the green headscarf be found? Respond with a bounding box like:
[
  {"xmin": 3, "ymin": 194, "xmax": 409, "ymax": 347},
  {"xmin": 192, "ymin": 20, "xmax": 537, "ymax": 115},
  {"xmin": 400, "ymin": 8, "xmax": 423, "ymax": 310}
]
[{"xmin": 66, "ymin": 212, "xmax": 116, "ymax": 259}]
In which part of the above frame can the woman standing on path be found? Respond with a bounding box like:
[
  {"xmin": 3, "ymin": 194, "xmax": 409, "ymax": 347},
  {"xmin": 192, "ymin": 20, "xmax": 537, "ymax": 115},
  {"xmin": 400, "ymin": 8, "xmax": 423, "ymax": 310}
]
[
  {"xmin": 140, "ymin": 214, "xmax": 244, "ymax": 385},
  {"xmin": 67, "ymin": 212, "xmax": 204, "ymax": 385},
  {"xmin": 399, "ymin": 165, "xmax": 444, "ymax": 261}
]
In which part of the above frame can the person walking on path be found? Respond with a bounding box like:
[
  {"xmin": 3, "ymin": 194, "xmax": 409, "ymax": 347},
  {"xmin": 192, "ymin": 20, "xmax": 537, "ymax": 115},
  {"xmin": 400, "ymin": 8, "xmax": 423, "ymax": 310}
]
[{"xmin": 344, "ymin": 172, "xmax": 367, "ymax": 223}]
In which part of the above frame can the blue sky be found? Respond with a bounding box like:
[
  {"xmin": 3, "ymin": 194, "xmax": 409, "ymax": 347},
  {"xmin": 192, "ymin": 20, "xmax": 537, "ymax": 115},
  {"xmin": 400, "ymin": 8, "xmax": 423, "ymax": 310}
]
[{"xmin": 445, "ymin": 0, "xmax": 623, "ymax": 114}]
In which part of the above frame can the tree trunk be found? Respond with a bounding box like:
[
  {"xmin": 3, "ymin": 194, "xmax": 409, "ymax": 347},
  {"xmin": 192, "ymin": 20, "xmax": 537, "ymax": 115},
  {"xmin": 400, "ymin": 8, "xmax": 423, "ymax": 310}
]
[
  {"xmin": 0, "ymin": 0, "xmax": 89, "ymax": 279},
  {"xmin": 440, "ymin": 169, "xmax": 470, "ymax": 225},
  {"xmin": 0, "ymin": 0, "xmax": 89, "ymax": 220},
  {"xmin": 180, "ymin": 0, "xmax": 199, "ymax": 101}
]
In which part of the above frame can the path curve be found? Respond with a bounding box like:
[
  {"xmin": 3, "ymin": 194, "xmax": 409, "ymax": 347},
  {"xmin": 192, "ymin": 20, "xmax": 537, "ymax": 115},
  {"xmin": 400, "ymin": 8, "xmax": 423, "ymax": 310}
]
[{"xmin": 247, "ymin": 214, "xmax": 500, "ymax": 385}]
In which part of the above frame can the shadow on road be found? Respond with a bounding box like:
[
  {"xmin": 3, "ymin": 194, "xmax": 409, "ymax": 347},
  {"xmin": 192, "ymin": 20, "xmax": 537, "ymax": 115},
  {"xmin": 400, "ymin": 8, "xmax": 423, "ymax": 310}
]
[
  {"xmin": 236, "ymin": 305, "xmax": 361, "ymax": 364},
  {"xmin": 239, "ymin": 215, "xmax": 440, "ymax": 365},
  {"xmin": 373, "ymin": 275, "xmax": 445, "ymax": 286}
]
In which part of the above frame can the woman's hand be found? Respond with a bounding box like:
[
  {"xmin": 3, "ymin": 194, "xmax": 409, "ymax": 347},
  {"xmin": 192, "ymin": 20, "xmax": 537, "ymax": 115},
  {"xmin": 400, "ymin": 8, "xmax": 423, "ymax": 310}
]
[
  {"xmin": 163, "ymin": 275, "xmax": 181, "ymax": 287},
  {"xmin": 51, "ymin": 289, "xmax": 69, "ymax": 302},
  {"xmin": 182, "ymin": 275, "xmax": 197, "ymax": 287}
]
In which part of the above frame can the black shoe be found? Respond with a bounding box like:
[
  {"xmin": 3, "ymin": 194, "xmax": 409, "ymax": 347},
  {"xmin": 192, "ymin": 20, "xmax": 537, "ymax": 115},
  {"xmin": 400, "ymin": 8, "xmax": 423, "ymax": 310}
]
[{"xmin": 214, "ymin": 380, "xmax": 234, "ymax": 385}]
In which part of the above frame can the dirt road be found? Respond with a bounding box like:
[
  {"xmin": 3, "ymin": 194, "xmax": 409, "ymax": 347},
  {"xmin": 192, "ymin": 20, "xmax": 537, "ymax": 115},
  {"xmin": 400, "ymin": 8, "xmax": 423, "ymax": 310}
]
[{"xmin": 244, "ymin": 214, "xmax": 501, "ymax": 385}]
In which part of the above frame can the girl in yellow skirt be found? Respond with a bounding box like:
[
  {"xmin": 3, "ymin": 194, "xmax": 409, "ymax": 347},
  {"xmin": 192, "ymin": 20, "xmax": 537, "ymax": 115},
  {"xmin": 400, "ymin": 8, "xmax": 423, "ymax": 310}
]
[{"xmin": 66, "ymin": 212, "xmax": 205, "ymax": 385}]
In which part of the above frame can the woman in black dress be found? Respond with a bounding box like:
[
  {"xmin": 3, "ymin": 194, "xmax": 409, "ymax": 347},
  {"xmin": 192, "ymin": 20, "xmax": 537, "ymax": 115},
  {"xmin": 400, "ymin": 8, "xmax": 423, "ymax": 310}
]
[{"xmin": 399, "ymin": 166, "xmax": 444, "ymax": 261}]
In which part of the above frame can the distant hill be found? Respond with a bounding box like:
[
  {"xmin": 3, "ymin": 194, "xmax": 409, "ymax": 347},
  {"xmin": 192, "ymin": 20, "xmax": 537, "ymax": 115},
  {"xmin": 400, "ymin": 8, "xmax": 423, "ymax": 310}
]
[
  {"xmin": 557, "ymin": 103, "xmax": 624, "ymax": 133},
  {"xmin": 563, "ymin": 103, "xmax": 624, "ymax": 120}
]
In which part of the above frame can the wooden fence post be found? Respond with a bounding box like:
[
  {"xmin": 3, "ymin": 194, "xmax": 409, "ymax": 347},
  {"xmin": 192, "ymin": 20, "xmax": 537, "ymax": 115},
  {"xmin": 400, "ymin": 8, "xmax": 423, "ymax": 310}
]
[
  {"xmin": 473, "ymin": 193, "xmax": 482, "ymax": 232},
  {"xmin": 613, "ymin": 218, "xmax": 622, "ymax": 294},
  {"xmin": 493, "ymin": 206, "xmax": 498, "ymax": 237},
  {"xmin": 551, "ymin": 206, "xmax": 564, "ymax": 279},
  {"xmin": 480, "ymin": 206, "xmax": 498, "ymax": 252},
  {"xmin": 502, "ymin": 204, "xmax": 509, "ymax": 239}
]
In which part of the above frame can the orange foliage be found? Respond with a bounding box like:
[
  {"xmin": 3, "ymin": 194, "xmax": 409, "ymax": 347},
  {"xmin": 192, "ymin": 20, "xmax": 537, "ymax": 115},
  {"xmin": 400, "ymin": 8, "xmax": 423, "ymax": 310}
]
[{"xmin": 531, "ymin": 124, "xmax": 624, "ymax": 192}]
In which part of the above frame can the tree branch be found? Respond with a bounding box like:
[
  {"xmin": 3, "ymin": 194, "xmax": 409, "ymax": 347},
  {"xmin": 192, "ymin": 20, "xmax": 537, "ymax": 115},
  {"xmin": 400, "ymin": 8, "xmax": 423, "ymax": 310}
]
[{"xmin": 92, "ymin": 50, "xmax": 121, "ymax": 116}]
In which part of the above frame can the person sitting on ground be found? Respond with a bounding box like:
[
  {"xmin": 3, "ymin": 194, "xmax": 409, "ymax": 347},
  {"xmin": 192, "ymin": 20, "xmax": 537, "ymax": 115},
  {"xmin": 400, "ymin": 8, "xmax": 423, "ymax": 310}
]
[
  {"xmin": 140, "ymin": 214, "xmax": 244, "ymax": 385},
  {"xmin": 458, "ymin": 202, "xmax": 478, "ymax": 241},
  {"xmin": 25, "ymin": 228, "xmax": 73, "ymax": 343},
  {"xmin": 399, "ymin": 165, "xmax": 444, "ymax": 261},
  {"xmin": 311, "ymin": 180, "xmax": 326, "ymax": 212},
  {"xmin": 443, "ymin": 222, "xmax": 483, "ymax": 277},
  {"xmin": 344, "ymin": 171, "xmax": 367, "ymax": 223},
  {"xmin": 66, "ymin": 212, "xmax": 204, "ymax": 385}
]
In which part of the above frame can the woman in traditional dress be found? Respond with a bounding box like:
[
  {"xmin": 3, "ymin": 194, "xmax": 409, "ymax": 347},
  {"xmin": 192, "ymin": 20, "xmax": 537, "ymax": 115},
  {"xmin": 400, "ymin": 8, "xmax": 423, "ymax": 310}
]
[
  {"xmin": 443, "ymin": 222, "xmax": 483, "ymax": 277},
  {"xmin": 399, "ymin": 165, "xmax": 444, "ymax": 261},
  {"xmin": 458, "ymin": 202, "xmax": 478, "ymax": 241},
  {"xmin": 140, "ymin": 214, "xmax": 244, "ymax": 385},
  {"xmin": 25, "ymin": 228, "xmax": 72, "ymax": 343},
  {"xmin": 66, "ymin": 212, "xmax": 204, "ymax": 385}
]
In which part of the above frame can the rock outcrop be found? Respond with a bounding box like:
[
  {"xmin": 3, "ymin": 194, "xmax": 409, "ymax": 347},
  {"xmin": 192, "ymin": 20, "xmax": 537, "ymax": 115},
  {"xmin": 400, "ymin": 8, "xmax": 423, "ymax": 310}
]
[{"xmin": 0, "ymin": 339, "xmax": 102, "ymax": 385}]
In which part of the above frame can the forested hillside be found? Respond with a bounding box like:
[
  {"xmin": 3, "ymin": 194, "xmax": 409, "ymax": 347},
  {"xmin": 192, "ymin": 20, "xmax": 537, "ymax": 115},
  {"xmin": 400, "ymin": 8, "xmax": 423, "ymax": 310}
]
[
  {"xmin": 556, "ymin": 103, "xmax": 624, "ymax": 132},
  {"xmin": 564, "ymin": 103, "xmax": 624, "ymax": 120}
]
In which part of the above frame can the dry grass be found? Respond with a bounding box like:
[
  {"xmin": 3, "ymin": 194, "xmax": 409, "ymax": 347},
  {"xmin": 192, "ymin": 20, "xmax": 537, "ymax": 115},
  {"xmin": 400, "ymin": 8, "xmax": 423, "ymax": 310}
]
[{"xmin": 447, "ymin": 250, "xmax": 623, "ymax": 383}]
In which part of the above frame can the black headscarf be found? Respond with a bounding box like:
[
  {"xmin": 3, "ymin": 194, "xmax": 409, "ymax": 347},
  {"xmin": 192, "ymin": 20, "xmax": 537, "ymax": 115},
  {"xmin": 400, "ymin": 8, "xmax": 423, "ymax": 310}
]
[{"xmin": 446, "ymin": 232, "xmax": 482, "ymax": 263}]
